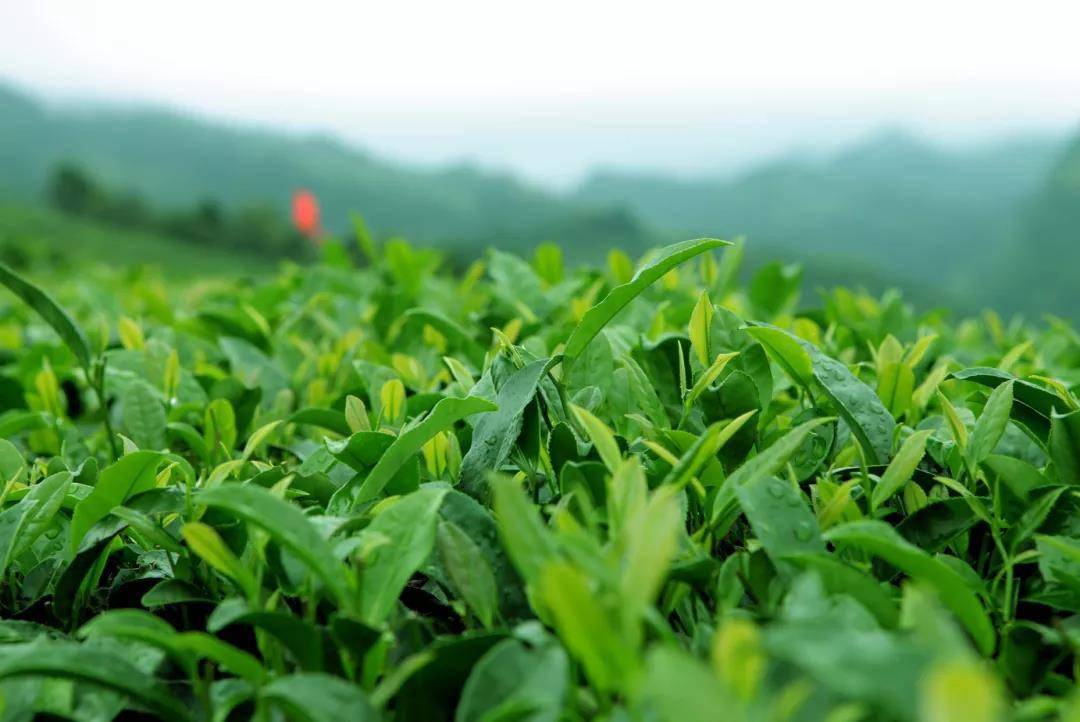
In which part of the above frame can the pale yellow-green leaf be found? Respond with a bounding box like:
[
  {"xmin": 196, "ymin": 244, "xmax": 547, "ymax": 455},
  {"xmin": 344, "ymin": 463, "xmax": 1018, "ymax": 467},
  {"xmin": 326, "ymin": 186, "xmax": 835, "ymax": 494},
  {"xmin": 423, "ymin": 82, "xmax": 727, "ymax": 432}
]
[
  {"xmin": 997, "ymin": 340, "xmax": 1032, "ymax": 374},
  {"xmin": 379, "ymin": 379, "xmax": 406, "ymax": 427},
  {"xmin": 607, "ymin": 248, "xmax": 634, "ymax": 284},
  {"xmin": 904, "ymin": 334, "xmax": 938, "ymax": 368},
  {"xmin": 345, "ymin": 394, "xmax": 371, "ymax": 433},
  {"xmin": 182, "ymin": 522, "xmax": 259, "ymax": 600},
  {"xmin": 572, "ymin": 404, "xmax": 623, "ymax": 473},
  {"xmin": 620, "ymin": 487, "xmax": 680, "ymax": 617},
  {"xmin": 538, "ymin": 561, "xmax": 636, "ymax": 693},
  {"xmin": 913, "ymin": 361, "xmax": 951, "ymax": 410},
  {"xmin": 876, "ymin": 335, "xmax": 904, "ymax": 375},
  {"xmin": 685, "ymin": 352, "xmax": 739, "ymax": 409},
  {"xmin": 442, "ymin": 356, "xmax": 476, "ymax": 390},
  {"xmin": 241, "ymin": 420, "xmax": 282, "ymax": 462},
  {"xmin": 163, "ymin": 349, "xmax": 181, "ymax": 400},
  {"xmin": 919, "ymin": 658, "xmax": 1004, "ymax": 722},
  {"xmin": 607, "ymin": 457, "xmax": 648, "ymax": 540},
  {"xmin": 711, "ymin": 618, "xmax": 764, "ymax": 701},
  {"xmin": 936, "ymin": 390, "xmax": 969, "ymax": 450},
  {"xmin": 118, "ymin": 317, "xmax": 145, "ymax": 351},
  {"xmin": 871, "ymin": 430, "xmax": 933, "ymax": 511},
  {"xmin": 689, "ymin": 291, "xmax": 714, "ymax": 367}
]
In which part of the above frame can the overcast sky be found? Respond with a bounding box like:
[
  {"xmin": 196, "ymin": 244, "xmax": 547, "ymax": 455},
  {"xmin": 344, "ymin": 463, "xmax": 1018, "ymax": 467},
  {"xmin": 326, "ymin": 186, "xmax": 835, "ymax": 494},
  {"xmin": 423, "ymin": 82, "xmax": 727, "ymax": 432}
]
[{"xmin": 3, "ymin": 1, "xmax": 1080, "ymax": 186}]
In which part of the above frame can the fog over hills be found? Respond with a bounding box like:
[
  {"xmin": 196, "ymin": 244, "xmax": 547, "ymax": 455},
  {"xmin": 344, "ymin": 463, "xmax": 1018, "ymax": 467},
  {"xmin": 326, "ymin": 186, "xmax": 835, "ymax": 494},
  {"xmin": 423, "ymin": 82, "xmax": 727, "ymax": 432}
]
[{"xmin": 0, "ymin": 81, "xmax": 1075, "ymax": 317}]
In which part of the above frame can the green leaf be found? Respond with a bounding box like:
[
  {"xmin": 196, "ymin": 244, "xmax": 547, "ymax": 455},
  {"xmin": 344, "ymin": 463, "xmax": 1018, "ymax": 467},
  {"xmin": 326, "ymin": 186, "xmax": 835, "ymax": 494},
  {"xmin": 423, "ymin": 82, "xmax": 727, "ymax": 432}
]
[
  {"xmin": 0, "ymin": 410, "xmax": 47, "ymax": 438},
  {"xmin": 750, "ymin": 324, "xmax": 894, "ymax": 463},
  {"xmin": 456, "ymin": 637, "xmax": 569, "ymax": 722},
  {"xmin": 1050, "ymin": 408, "xmax": 1080, "ymax": 485},
  {"xmin": 182, "ymin": 522, "xmax": 260, "ymax": 600},
  {"xmin": 0, "ymin": 262, "xmax": 93, "ymax": 372},
  {"xmin": 1035, "ymin": 535, "xmax": 1080, "ymax": 593},
  {"xmin": 871, "ymin": 430, "xmax": 933, "ymax": 511},
  {"xmin": 640, "ymin": 646, "xmax": 734, "ymax": 722},
  {"xmin": 561, "ymin": 238, "xmax": 729, "ymax": 370},
  {"xmin": 620, "ymin": 487, "xmax": 681, "ymax": 614},
  {"xmin": 71, "ymin": 451, "xmax": 163, "ymax": 551},
  {"xmin": 968, "ymin": 380, "xmax": 1014, "ymax": 467},
  {"xmin": 951, "ymin": 367, "xmax": 1060, "ymax": 443},
  {"xmin": 289, "ymin": 407, "xmax": 352, "ymax": 436},
  {"xmin": 621, "ymin": 354, "xmax": 669, "ymax": 428},
  {"xmin": 736, "ymin": 475, "xmax": 824, "ymax": 568},
  {"xmin": 660, "ymin": 411, "xmax": 756, "ymax": 491},
  {"xmin": 437, "ymin": 519, "xmax": 497, "ymax": 628},
  {"xmin": 688, "ymin": 291, "xmax": 713, "ymax": 367},
  {"xmin": 538, "ymin": 561, "xmax": 636, "ymax": 693},
  {"xmin": 783, "ymin": 553, "xmax": 899, "ymax": 628},
  {"xmin": 748, "ymin": 261, "xmax": 801, "ymax": 316},
  {"xmin": 744, "ymin": 326, "xmax": 814, "ymax": 394},
  {"xmin": 458, "ymin": 359, "xmax": 548, "ymax": 498},
  {"xmin": 241, "ymin": 419, "xmax": 282, "ymax": 461},
  {"xmin": 198, "ymin": 483, "xmax": 355, "ymax": 608},
  {"xmin": 0, "ymin": 438, "xmax": 27, "ymax": 488},
  {"xmin": 1006, "ymin": 487, "xmax": 1067, "ymax": 553},
  {"xmin": 878, "ymin": 360, "xmax": 915, "ymax": 418},
  {"xmin": 345, "ymin": 395, "xmax": 371, "ymax": 433},
  {"xmin": 121, "ymin": 378, "xmax": 166, "ymax": 451},
  {"xmin": 572, "ymin": 403, "xmax": 622, "ymax": 472},
  {"xmin": 492, "ymin": 475, "xmax": 558, "ymax": 586},
  {"xmin": 204, "ymin": 397, "xmax": 237, "ymax": 457},
  {"xmin": 339, "ymin": 395, "xmax": 496, "ymax": 509},
  {"xmin": 439, "ymin": 489, "xmax": 529, "ymax": 620},
  {"xmin": 141, "ymin": 579, "xmax": 212, "ymax": 607},
  {"xmin": 261, "ymin": 673, "xmax": 377, "ymax": 722},
  {"xmin": 77, "ymin": 608, "xmax": 196, "ymax": 675},
  {"xmin": 0, "ymin": 642, "xmax": 191, "ymax": 721},
  {"xmin": 709, "ymin": 417, "xmax": 834, "ymax": 529},
  {"xmin": 359, "ymin": 487, "xmax": 449, "ymax": 626},
  {"xmin": 826, "ymin": 520, "xmax": 995, "ymax": 655},
  {"xmin": 175, "ymin": 631, "xmax": 268, "ymax": 686},
  {"xmin": 896, "ymin": 498, "xmax": 979, "ymax": 553},
  {"xmin": 684, "ymin": 352, "xmax": 739, "ymax": 409},
  {"xmin": 404, "ymin": 309, "xmax": 486, "ymax": 367},
  {"xmin": 533, "ymin": 241, "xmax": 565, "ymax": 285},
  {"xmin": 0, "ymin": 471, "xmax": 71, "ymax": 576},
  {"xmin": 807, "ymin": 346, "xmax": 895, "ymax": 465},
  {"xmin": 983, "ymin": 454, "xmax": 1045, "ymax": 502},
  {"xmin": 208, "ymin": 597, "xmax": 325, "ymax": 671}
]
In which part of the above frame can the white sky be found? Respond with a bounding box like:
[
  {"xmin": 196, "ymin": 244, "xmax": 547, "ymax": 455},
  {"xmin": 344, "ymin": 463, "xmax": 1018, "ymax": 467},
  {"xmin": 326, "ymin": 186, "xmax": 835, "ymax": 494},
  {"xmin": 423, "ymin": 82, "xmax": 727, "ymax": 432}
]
[{"xmin": 3, "ymin": 0, "xmax": 1080, "ymax": 186}]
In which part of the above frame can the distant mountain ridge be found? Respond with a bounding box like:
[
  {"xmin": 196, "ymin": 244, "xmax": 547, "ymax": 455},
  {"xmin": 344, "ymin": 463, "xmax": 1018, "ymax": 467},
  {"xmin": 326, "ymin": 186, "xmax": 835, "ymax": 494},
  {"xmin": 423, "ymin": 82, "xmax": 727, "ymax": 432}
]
[
  {"xmin": 0, "ymin": 83, "xmax": 655, "ymax": 258},
  {"xmin": 576, "ymin": 129, "xmax": 1064, "ymax": 311},
  {"xmin": 0, "ymin": 81, "xmax": 1075, "ymax": 316}
]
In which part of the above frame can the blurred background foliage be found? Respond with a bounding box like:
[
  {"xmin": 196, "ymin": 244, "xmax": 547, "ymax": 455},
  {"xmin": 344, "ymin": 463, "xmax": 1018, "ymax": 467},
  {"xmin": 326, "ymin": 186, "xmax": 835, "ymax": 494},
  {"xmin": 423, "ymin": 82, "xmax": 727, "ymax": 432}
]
[{"xmin": 0, "ymin": 82, "xmax": 1077, "ymax": 318}]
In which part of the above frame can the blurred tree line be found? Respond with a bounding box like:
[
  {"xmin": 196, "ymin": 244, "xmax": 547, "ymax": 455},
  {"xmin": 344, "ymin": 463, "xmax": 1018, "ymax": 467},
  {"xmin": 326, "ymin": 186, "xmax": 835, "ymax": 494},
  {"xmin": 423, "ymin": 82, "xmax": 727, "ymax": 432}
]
[{"xmin": 47, "ymin": 163, "xmax": 310, "ymax": 259}]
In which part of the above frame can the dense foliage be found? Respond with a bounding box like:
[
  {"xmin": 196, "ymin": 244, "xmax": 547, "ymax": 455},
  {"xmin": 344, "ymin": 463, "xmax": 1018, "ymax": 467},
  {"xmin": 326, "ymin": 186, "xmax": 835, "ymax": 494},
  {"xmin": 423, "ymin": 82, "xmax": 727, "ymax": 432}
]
[{"xmin": 0, "ymin": 235, "xmax": 1078, "ymax": 721}]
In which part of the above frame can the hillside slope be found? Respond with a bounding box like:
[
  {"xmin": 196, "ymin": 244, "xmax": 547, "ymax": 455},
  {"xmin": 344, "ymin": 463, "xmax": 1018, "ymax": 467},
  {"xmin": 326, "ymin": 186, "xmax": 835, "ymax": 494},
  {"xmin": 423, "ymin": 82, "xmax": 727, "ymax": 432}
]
[
  {"xmin": 0, "ymin": 84, "xmax": 652, "ymax": 258},
  {"xmin": 2, "ymin": 82, "xmax": 1074, "ymax": 316},
  {"xmin": 1008, "ymin": 129, "xmax": 1080, "ymax": 316},
  {"xmin": 577, "ymin": 131, "xmax": 1063, "ymax": 305},
  {"xmin": 0, "ymin": 202, "xmax": 277, "ymax": 275}
]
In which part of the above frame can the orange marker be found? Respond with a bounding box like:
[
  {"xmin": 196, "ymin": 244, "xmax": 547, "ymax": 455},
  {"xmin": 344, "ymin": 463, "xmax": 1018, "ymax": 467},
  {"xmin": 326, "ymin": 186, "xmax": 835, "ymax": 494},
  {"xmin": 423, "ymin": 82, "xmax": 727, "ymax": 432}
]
[{"xmin": 291, "ymin": 189, "xmax": 322, "ymax": 242}]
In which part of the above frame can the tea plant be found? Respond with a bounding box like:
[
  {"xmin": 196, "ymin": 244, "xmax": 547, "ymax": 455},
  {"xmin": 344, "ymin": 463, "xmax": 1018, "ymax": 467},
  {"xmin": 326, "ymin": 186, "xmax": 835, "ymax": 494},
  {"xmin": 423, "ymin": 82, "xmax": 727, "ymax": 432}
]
[{"xmin": 0, "ymin": 233, "xmax": 1077, "ymax": 721}]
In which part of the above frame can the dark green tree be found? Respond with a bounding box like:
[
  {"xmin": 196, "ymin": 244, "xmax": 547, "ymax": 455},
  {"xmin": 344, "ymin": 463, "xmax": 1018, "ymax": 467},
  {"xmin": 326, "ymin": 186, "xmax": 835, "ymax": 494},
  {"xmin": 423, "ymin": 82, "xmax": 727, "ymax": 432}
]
[{"xmin": 47, "ymin": 163, "xmax": 100, "ymax": 216}]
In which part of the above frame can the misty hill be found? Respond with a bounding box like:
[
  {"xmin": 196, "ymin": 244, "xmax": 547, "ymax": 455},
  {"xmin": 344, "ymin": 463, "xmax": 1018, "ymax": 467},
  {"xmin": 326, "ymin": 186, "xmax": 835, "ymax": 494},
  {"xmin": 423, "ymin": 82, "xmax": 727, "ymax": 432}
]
[
  {"xmin": 1, "ymin": 81, "xmax": 1076, "ymax": 316},
  {"xmin": 577, "ymin": 131, "xmax": 1064, "ymax": 310},
  {"xmin": 0, "ymin": 83, "xmax": 655, "ymax": 259},
  {"xmin": 1007, "ymin": 131, "xmax": 1080, "ymax": 316}
]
